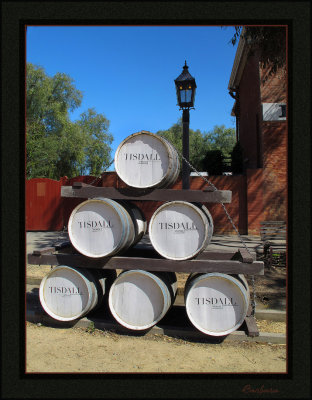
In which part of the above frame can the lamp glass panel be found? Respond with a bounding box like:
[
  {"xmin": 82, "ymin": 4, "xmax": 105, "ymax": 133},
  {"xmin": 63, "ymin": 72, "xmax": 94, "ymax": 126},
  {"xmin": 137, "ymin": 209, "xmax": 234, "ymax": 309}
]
[{"xmin": 180, "ymin": 89, "xmax": 192, "ymax": 104}]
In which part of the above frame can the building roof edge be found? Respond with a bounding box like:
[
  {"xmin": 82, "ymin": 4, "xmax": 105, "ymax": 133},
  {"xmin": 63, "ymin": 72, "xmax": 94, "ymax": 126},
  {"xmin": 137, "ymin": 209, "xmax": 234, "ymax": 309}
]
[{"xmin": 228, "ymin": 27, "xmax": 248, "ymax": 91}]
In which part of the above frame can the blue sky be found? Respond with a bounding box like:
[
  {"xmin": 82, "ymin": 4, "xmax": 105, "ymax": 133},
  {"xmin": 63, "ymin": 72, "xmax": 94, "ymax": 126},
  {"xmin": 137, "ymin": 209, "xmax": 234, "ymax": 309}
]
[{"xmin": 26, "ymin": 25, "xmax": 238, "ymax": 170}]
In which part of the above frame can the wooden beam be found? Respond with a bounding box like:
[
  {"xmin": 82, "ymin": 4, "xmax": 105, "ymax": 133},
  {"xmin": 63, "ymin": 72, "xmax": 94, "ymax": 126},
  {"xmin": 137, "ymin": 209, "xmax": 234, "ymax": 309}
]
[
  {"xmin": 244, "ymin": 304, "xmax": 260, "ymax": 337},
  {"xmin": 32, "ymin": 247, "xmax": 55, "ymax": 256},
  {"xmin": 27, "ymin": 253, "xmax": 264, "ymax": 275},
  {"xmin": 61, "ymin": 186, "xmax": 232, "ymax": 203}
]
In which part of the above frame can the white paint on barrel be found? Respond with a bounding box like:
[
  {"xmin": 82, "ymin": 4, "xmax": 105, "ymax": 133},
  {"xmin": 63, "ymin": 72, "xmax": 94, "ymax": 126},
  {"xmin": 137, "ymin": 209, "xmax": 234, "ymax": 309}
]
[
  {"xmin": 108, "ymin": 270, "xmax": 177, "ymax": 330},
  {"xmin": 116, "ymin": 200, "xmax": 147, "ymax": 245},
  {"xmin": 39, "ymin": 266, "xmax": 116, "ymax": 322},
  {"xmin": 184, "ymin": 273, "xmax": 250, "ymax": 336},
  {"xmin": 149, "ymin": 201, "xmax": 214, "ymax": 260},
  {"xmin": 68, "ymin": 198, "xmax": 146, "ymax": 258},
  {"xmin": 115, "ymin": 131, "xmax": 180, "ymax": 188}
]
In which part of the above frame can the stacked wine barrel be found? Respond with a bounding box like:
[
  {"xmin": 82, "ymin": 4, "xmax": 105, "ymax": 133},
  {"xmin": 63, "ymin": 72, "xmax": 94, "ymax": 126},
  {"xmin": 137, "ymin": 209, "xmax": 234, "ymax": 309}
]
[{"xmin": 39, "ymin": 130, "xmax": 250, "ymax": 336}]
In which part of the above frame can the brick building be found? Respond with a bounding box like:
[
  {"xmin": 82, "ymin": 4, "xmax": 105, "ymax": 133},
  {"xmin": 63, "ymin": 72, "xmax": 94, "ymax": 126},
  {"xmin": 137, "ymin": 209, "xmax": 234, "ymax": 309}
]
[{"xmin": 228, "ymin": 28, "xmax": 287, "ymax": 233}]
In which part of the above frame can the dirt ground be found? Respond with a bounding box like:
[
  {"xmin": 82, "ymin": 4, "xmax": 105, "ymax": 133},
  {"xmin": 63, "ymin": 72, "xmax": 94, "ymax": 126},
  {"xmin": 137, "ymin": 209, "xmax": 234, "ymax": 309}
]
[{"xmin": 26, "ymin": 321, "xmax": 286, "ymax": 373}]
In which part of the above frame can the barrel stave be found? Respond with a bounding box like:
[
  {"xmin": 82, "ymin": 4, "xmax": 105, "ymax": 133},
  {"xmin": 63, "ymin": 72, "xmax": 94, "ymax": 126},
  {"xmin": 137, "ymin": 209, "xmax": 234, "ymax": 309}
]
[{"xmin": 108, "ymin": 270, "xmax": 177, "ymax": 330}]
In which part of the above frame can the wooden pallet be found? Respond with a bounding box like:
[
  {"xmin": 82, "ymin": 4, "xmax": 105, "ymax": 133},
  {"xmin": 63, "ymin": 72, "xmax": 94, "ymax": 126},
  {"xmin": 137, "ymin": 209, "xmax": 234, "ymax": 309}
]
[
  {"xmin": 28, "ymin": 242, "xmax": 262, "ymax": 337},
  {"xmin": 28, "ymin": 245, "xmax": 263, "ymax": 275}
]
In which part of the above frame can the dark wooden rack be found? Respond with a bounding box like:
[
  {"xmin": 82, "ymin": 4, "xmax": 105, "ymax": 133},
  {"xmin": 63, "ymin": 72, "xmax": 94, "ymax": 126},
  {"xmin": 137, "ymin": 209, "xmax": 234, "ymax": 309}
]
[
  {"xmin": 27, "ymin": 184, "xmax": 263, "ymax": 337},
  {"xmin": 28, "ymin": 243, "xmax": 263, "ymax": 275},
  {"xmin": 61, "ymin": 182, "xmax": 232, "ymax": 203}
]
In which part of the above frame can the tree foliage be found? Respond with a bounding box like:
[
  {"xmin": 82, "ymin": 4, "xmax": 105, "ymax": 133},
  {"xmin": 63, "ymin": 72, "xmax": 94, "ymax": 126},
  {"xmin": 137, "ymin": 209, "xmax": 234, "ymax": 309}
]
[
  {"xmin": 77, "ymin": 109, "xmax": 113, "ymax": 176},
  {"xmin": 202, "ymin": 150, "xmax": 225, "ymax": 175},
  {"xmin": 205, "ymin": 125, "xmax": 236, "ymax": 158},
  {"xmin": 156, "ymin": 119, "xmax": 210, "ymax": 170},
  {"xmin": 230, "ymin": 26, "xmax": 286, "ymax": 79},
  {"xmin": 26, "ymin": 63, "xmax": 113, "ymax": 179},
  {"xmin": 156, "ymin": 120, "xmax": 235, "ymax": 171}
]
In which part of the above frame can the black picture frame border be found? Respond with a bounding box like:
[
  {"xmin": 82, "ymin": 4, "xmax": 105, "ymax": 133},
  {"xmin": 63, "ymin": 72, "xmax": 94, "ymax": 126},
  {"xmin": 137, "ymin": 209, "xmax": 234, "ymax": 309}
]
[{"xmin": 1, "ymin": 1, "xmax": 311, "ymax": 399}]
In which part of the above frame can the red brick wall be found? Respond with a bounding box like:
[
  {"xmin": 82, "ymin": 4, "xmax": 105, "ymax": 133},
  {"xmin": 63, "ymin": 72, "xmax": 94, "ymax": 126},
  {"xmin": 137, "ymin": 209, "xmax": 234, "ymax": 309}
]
[
  {"xmin": 260, "ymin": 65, "xmax": 287, "ymax": 103},
  {"xmin": 246, "ymin": 169, "xmax": 264, "ymax": 235},
  {"xmin": 234, "ymin": 57, "xmax": 287, "ymax": 230},
  {"xmin": 261, "ymin": 121, "xmax": 287, "ymax": 221}
]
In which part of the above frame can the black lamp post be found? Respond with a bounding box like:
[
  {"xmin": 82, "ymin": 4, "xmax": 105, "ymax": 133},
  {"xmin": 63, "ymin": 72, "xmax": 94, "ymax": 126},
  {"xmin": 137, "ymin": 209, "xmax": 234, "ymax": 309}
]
[{"xmin": 174, "ymin": 61, "xmax": 197, "ymax": 189}]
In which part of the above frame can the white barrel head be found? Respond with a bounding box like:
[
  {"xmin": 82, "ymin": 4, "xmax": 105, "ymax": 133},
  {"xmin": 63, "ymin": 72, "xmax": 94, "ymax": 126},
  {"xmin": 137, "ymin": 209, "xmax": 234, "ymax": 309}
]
[
  {"xmin": 115, "ymin": 131, "xmax": 180, "ymax": 189},
  {"xmin": 184, "ymin": 273, "xmax": 250, "ymax": 336},
  {"xmin": 149, "ymin": 201, "xmax": 214, "ymax": 260},
  {"xmin": 39, "ymin": 266, "xmax": 117, "ymax": 322},
  {"xmin": 68, "ymin": 198, "xmax": 147, "ymax": 258},
  {"xmin": 108, "ymin": 270, "xmax": 177, "ymax": 330}
]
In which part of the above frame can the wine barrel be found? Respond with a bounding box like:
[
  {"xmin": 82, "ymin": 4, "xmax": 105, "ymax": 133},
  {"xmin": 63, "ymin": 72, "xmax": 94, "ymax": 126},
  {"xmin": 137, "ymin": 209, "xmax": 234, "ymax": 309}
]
[
  {"xmin": 39, "ymin": 266, "xmax": 117, "ymax": 322},
  {"xmin": 68, "ymin": 198, "xmax": 146, "ymax": 258},
  {"xmin": 114, "ymin": 130, "xmax": 180, "ymax": 189},
  {"xmin": 108, "ymin": 270, "xmax": 177, "ymax": 330},
  {"xmin": 149, "ymin": 201, "xmax": 214, "ymax": 260},
  {"xmin": 184, "ymin": 273, "xmax": 250, "ymax": 336}
]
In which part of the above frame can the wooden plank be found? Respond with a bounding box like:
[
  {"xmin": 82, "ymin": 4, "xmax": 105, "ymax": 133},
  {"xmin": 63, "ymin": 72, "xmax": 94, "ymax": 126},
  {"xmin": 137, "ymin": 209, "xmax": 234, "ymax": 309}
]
[
  {"xmin": 238, "ymin": 248, "xmax": 254, "ymax": 263},
  {"xmin": 61, "ymin": 186, "xmax": 232, "ymax": 203},
  {"xmin": 125, "ymin": 245, "xmax": 238, "ymax": 260},
  {"xmin": 244, "ymin": 315, "xmax": 259, "ymax": 337},
  {"xmin": 27, "ymin": 253, "xmax": 264, "ymax": 275},
  {"xmin": 53, "ymin": 241, "xmax": 71, "ymax": 250},
  {"xmin": 260, "ymin": 221, "xmax": 285, "ymax": 225},
  {"xmin": 268, "ymin": 246, "xmax": 287, "ymax": 252},
  {"xmin": 72, "ymin": 182, "xmax": 93, "ymax": 188},
  {"xmin": 32, "ymin": 241, "xmax": 71, "ymax": 256},
  {"xmin": 244, "ymin": 304, "xmax": 259, "ymax": 337},
  {"xmin": 32, "ymin": 247, "xmax": 55, "ymax": 256},
  {"xmin": 260, "ymin": 221, "xmax": 286, "ymax": 242}
]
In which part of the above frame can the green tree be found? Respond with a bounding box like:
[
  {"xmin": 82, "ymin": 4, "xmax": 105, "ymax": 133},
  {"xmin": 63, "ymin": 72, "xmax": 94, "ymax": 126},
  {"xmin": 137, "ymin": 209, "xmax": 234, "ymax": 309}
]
[
  {"xmin": 156, "ymin": 119, "xmax": 211, "ymax": 170},
  {"xmin": 77, "ymin": 108, "xmax": 113, "ymax": 175},
  {"xmin": 156, "ymin": 121, "xmax": 236, "ymax": 171},
  {"xmin": 229, "ymin": 26, "xmax": 286, "ymax": 80},
  {"xmin": 26, "ymin": 63, "xmax": 113, "ymax": 179},
  {"xmin": 205, "ymin": 125, "xmax": 236, "ymax": 158}
]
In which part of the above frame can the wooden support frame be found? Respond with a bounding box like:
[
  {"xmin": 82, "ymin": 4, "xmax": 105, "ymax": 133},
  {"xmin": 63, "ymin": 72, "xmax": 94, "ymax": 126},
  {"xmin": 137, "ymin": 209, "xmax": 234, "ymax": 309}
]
[
  {"xmin": 27, "ymin": 248, "xmax": 264, "ymax": 275},
  {"xmin": 29, "ymin": 184, "xmax": 263, "ymax": 338},
  {"xmin": 61, "ymin": 183, "xmax": 232, "ymax": 203},
  {"xmin": 244, "ymin": 304, "xmax": 260, "ymax": 337}
]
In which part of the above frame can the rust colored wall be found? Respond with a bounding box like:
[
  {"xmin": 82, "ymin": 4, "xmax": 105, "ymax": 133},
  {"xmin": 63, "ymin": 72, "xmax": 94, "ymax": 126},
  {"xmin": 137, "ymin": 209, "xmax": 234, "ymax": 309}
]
[
  {"xmin": 26, "ymin": 173, "xmax": 248, "ymax": 234},
  {"xmin": 234, "ymin": 54, "xmax": 287, "ymax": 229},
  {"xmin": 246, "ymin": 169, "xmax": 264, "ymax": 235},
  {"xmin": 261, "ymin": 121, "xmax": 287, "ymax": 221},
  {"xmin": 260, "ymin": 65, "xmax": 287, "ymax": 103},
  {"xmin": 26, "ymin": 177, "xmax": 66, "ymax": 231},
  {"xmin": 112, "ymin": 173, "xmax": 247, "ymax": 234}
]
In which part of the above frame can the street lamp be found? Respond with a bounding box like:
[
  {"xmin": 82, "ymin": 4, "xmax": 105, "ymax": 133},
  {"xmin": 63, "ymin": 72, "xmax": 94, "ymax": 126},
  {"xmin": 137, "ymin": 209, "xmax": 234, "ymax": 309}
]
[{"xmin": 174, "ymin": 61, "xmax": 197, "ymax": 189}]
